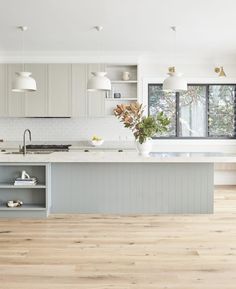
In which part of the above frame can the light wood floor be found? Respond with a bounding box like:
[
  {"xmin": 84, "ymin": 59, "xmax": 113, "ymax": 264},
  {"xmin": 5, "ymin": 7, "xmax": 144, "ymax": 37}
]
[{"xmin": 0, "ymin": 186, "xmax": 236, "ymax": 289}]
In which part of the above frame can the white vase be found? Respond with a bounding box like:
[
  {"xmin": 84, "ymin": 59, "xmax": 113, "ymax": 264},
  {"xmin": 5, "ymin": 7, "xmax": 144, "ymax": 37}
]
[
  {"xmin": 136, "ymin": 139, "xmax": 152, "ymax": 156},
  {"xmin": 122, "ymin": 71, "xmax": 130, "ymax": 81}
]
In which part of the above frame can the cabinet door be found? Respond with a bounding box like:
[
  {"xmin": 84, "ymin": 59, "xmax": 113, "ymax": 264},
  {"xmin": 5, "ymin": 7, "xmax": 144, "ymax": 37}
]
[
  {"xmin": 48, "ymin": 64, "xmax": 72, "ymax": 117},
  {"xmin": 72, "ymin": 64, "xmax": 87, "ymax": 117},
  {"xmin": 25, "ymin": 64, "xmax": 48, "ymax": 117},
  {"xmin": 87, "ymin": 64, "xmax": 105, "ymax": 117},
  {"xmin": 7, "ymin": 64, "xmax": 25, "ymax": 117},
  {"xmin": 0, "ymin": 64, "xmax": 7, "ymax": 117}
]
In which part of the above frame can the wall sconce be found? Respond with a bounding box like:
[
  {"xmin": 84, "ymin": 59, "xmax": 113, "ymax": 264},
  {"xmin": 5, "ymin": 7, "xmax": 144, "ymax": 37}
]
[{"xmin": 214, "ymin": 66, "xmax": 226, "ymax": 77}]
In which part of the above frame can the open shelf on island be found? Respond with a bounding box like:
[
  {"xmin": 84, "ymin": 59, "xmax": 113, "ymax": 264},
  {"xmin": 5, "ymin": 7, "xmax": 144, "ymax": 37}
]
[
  {"xmin": 0, "ymin": 204, "xmax": 46, "ymax": 211},
  {"xmin": 0, "ymin": 164, "xmax": 50, "ymax": 218},
  {"xmin": 0, "ymin": 183, "xmax": 46, "ymax": 189}
]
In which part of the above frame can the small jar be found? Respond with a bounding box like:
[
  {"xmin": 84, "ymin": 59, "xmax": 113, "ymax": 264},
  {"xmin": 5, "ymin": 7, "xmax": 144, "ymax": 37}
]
[{"xmin": 122, "ymin": 71, "xmax": 130, "ymax": 81}]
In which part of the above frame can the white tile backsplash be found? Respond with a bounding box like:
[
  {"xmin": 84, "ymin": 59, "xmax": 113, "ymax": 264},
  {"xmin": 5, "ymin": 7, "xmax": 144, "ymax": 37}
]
[{"xmin": 0, "ymin": 117, "xmax": 133, "ymax": 141}]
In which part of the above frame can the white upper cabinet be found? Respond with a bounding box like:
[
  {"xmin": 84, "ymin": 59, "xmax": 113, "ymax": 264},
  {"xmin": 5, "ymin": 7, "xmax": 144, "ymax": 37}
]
[
  {"xmin": 0, "ymin": 63, "xmax": 137, "ymax": 118},
  {"xmin": 7, "ymin": 64, "xmax": 25, "ymax": 117},
  {"xmin": 71, "ymin": 64, "xmax": 87, "ymax": 117},
  {"xmin": 0, "ymin": 64, "xmax": 7, "ymax": 117},
  {"xmin": 24, "ymin": 64, "xmax": 48, "ymax": 117},
  {"xmin": 48, "ymin": 64, "xmax": 72, "ymax": 117},
  {"xmin": 87, "ymin": 64, "xmax": 105, "ymax": 117}
]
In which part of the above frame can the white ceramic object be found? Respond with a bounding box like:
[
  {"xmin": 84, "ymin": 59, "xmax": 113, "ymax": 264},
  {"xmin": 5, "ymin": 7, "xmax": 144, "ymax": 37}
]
[
  {"xmin": 12, "ymin": 72, "xmax": 37, "ymax": 92},
  {"xmin": 163, "ymin": 71, "xmax": 187, "ymax": 92},
  {"xmin": 90, "ymin": 139, "xmax": 104, "ymax": 147},
  {"xmin": 7, "ymin": 200, "xmax": 23, "ymax": 208},
  {"xmin": 122, "ymin": 71, "xmax": 130, "ymax": 81},
  {"xmin": 136, "ymin": 139, "xmax": 152, "ymax": 156},
  {"xmin": 87, "ymin": 72, "xmax": 111, "ymax": 91},
  {"xmin": 21, "ymin": 170, "xmax": 30, "ymax": 179}
]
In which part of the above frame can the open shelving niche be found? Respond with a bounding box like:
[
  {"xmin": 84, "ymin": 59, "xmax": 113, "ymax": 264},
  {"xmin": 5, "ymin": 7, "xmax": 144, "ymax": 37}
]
[
  {"xmin": 105, "ymin": 64, "xmax": 139, "ymax": 116},
  {"xmin": 0, "ymin": 163, "xmax": 51, "ymax": 218}
]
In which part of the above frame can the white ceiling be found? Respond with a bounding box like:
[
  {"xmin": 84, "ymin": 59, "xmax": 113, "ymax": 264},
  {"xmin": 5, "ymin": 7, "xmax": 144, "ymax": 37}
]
[{"xmin": 0, "ymin": 0, "xmax": 236, "ymax": 59}]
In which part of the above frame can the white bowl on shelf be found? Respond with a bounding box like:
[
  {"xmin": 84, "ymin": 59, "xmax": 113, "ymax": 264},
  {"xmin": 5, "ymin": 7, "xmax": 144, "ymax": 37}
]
[{"xmin": 90, "ymin": 139, "xmax": 104, "ymax": 147}]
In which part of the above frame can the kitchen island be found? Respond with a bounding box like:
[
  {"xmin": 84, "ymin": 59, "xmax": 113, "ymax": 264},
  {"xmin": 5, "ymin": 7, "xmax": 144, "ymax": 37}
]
[{"xmin": 0, "ymin": 151, "xmax": 236, "ymax": 217}]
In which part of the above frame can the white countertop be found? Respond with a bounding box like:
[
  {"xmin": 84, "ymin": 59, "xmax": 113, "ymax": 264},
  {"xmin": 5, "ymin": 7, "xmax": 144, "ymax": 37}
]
[{"xmin": 1, "ymin": 151, "xmax": 236, "ymax": 163}]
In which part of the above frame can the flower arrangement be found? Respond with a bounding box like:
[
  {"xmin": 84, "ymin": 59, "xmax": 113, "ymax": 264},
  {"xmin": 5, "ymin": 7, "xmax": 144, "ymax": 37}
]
[{"xmin": 114, "ymin": 102, "xmax": 170, "ymax": 144}]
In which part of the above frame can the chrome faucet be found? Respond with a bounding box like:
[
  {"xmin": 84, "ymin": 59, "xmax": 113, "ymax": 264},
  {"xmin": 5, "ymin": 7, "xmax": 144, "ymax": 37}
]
[{"xmin": 22, "ymin": 129, "xmax": 32, "ymax": 155}]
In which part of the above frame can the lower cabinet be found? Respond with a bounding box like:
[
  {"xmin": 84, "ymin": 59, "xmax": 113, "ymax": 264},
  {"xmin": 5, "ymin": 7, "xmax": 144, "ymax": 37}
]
[{"xmin": 0, "ymin": 163, "xmax": 51, "ymax": 218}]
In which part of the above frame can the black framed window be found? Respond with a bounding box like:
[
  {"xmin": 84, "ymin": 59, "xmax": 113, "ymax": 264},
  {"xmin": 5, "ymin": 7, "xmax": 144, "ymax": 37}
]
[{"xmin": 148, "ymin": 84, "xmax": 236, "ymax": 138}]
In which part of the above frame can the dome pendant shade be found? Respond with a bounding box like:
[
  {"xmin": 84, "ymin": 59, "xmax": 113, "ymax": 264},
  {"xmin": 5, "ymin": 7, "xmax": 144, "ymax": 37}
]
[
  {"xmin": 87, "ymin": 72, "xmax": 111, "ymax": 92},
  {"xmin": 163, "ymin": 72, "xmax": 187, "ymax": 92},
  {"xmin": 12, "ymin": 72, "xmax": 37, "ymax": 92}
]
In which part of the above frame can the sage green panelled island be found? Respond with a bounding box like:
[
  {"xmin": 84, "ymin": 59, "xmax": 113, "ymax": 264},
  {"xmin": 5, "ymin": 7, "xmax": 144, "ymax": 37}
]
[{"xmin": 0, "ymin": 151, "xmax": 235, "ymax": 217}]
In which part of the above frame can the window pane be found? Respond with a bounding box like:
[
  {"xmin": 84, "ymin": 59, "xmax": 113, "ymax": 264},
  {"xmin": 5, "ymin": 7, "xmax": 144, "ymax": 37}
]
[
  {"xmin": 208, "ymin": 85, "xmax": 235, "ymax": 137},
  {"xmin": 148, "ymin": 85, "xmax": 176, "ymax": 136},
  {"xmin": 179, "ymin": 85, "xmax": 207, "ymax": 137}
]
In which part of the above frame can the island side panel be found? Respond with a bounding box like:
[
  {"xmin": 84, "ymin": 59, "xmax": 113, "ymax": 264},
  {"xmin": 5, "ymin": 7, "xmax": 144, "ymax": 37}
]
[{"xmin": 51, "ymin": 163, "xmax": 214, "ymax": 214}]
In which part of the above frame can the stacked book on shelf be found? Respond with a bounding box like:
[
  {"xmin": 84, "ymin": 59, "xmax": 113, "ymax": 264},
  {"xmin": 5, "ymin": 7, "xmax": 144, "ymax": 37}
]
[{"xmin": 14, "ymin": 177, "xmax": 38, "ymax": 186}]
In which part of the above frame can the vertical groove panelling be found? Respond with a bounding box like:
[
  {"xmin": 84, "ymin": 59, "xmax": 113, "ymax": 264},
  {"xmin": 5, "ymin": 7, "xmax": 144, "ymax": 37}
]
[
  {"xmin": 7, "ymin": 64, "xmax": 25, "ymax": 116},
  {"xmin": 25, "ymin": 64, "xmax": 48, "ymax": 117},
  {"xmin": 0, "ymin": 64, "xmax": 7, "ymax": 116},
  {"xmin": 51, "ymin": 163, "xmax": 214, "ymax": 214},
  {"xmin": 71, "ymin": 64, "xmax": 87, "ymax": 117},
  {"xmin": 48, "ymin": 64, "xmax": 72, "ymax": 117}
]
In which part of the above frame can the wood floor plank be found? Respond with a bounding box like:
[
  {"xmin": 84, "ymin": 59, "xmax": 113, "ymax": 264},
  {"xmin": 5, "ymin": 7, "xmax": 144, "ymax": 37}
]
[{"xmin": 0, "ymin": 187, "xmax": 236, "ymax": 289}]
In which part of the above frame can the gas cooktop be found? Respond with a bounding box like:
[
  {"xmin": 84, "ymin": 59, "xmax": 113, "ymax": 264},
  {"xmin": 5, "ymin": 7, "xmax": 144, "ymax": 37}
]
[{"xmin": 25, "ymin": 144, "xmax": 71, "ymax": 152}]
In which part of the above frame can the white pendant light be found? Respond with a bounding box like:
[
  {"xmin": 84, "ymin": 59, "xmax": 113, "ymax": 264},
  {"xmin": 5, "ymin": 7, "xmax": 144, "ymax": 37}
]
[
  {"xmin": 163, "ymin": 26, "xmax": 187, "ymax": 92},
  {"xmin": 12, "ymin": 72, "xmax": 37, "ymax": 92},
  {"xmin": 87, "ymin": 72, "xmax": 111, "ymax": 91},
  {"xmin": 163, "ymin": 66, "xmax": 187, "ymax": 92},
  {"xmin": 87, "ymin": 26, "xmax": 111, "ymax": 92},
  {"xmin": 12, "ymin": 26, "xmax": 37, "ymax": 92}
]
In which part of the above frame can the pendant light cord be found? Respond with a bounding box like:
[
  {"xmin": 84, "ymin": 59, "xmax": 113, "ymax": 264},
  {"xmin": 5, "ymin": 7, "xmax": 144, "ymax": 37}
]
[
  {"xmin": 170, "ymin": 26, "xmax": 177, "ymax": 72},
  {"xmin": 22, "ymin": 29, "xmax": 25, "ymax": 71},
  {"xmin": 18, "ymin": 26, "xmax": 28, "ymax": 71},
  {"xmin": 94, "ymin": 26, "xmax": 103, "ymax": 68}
]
